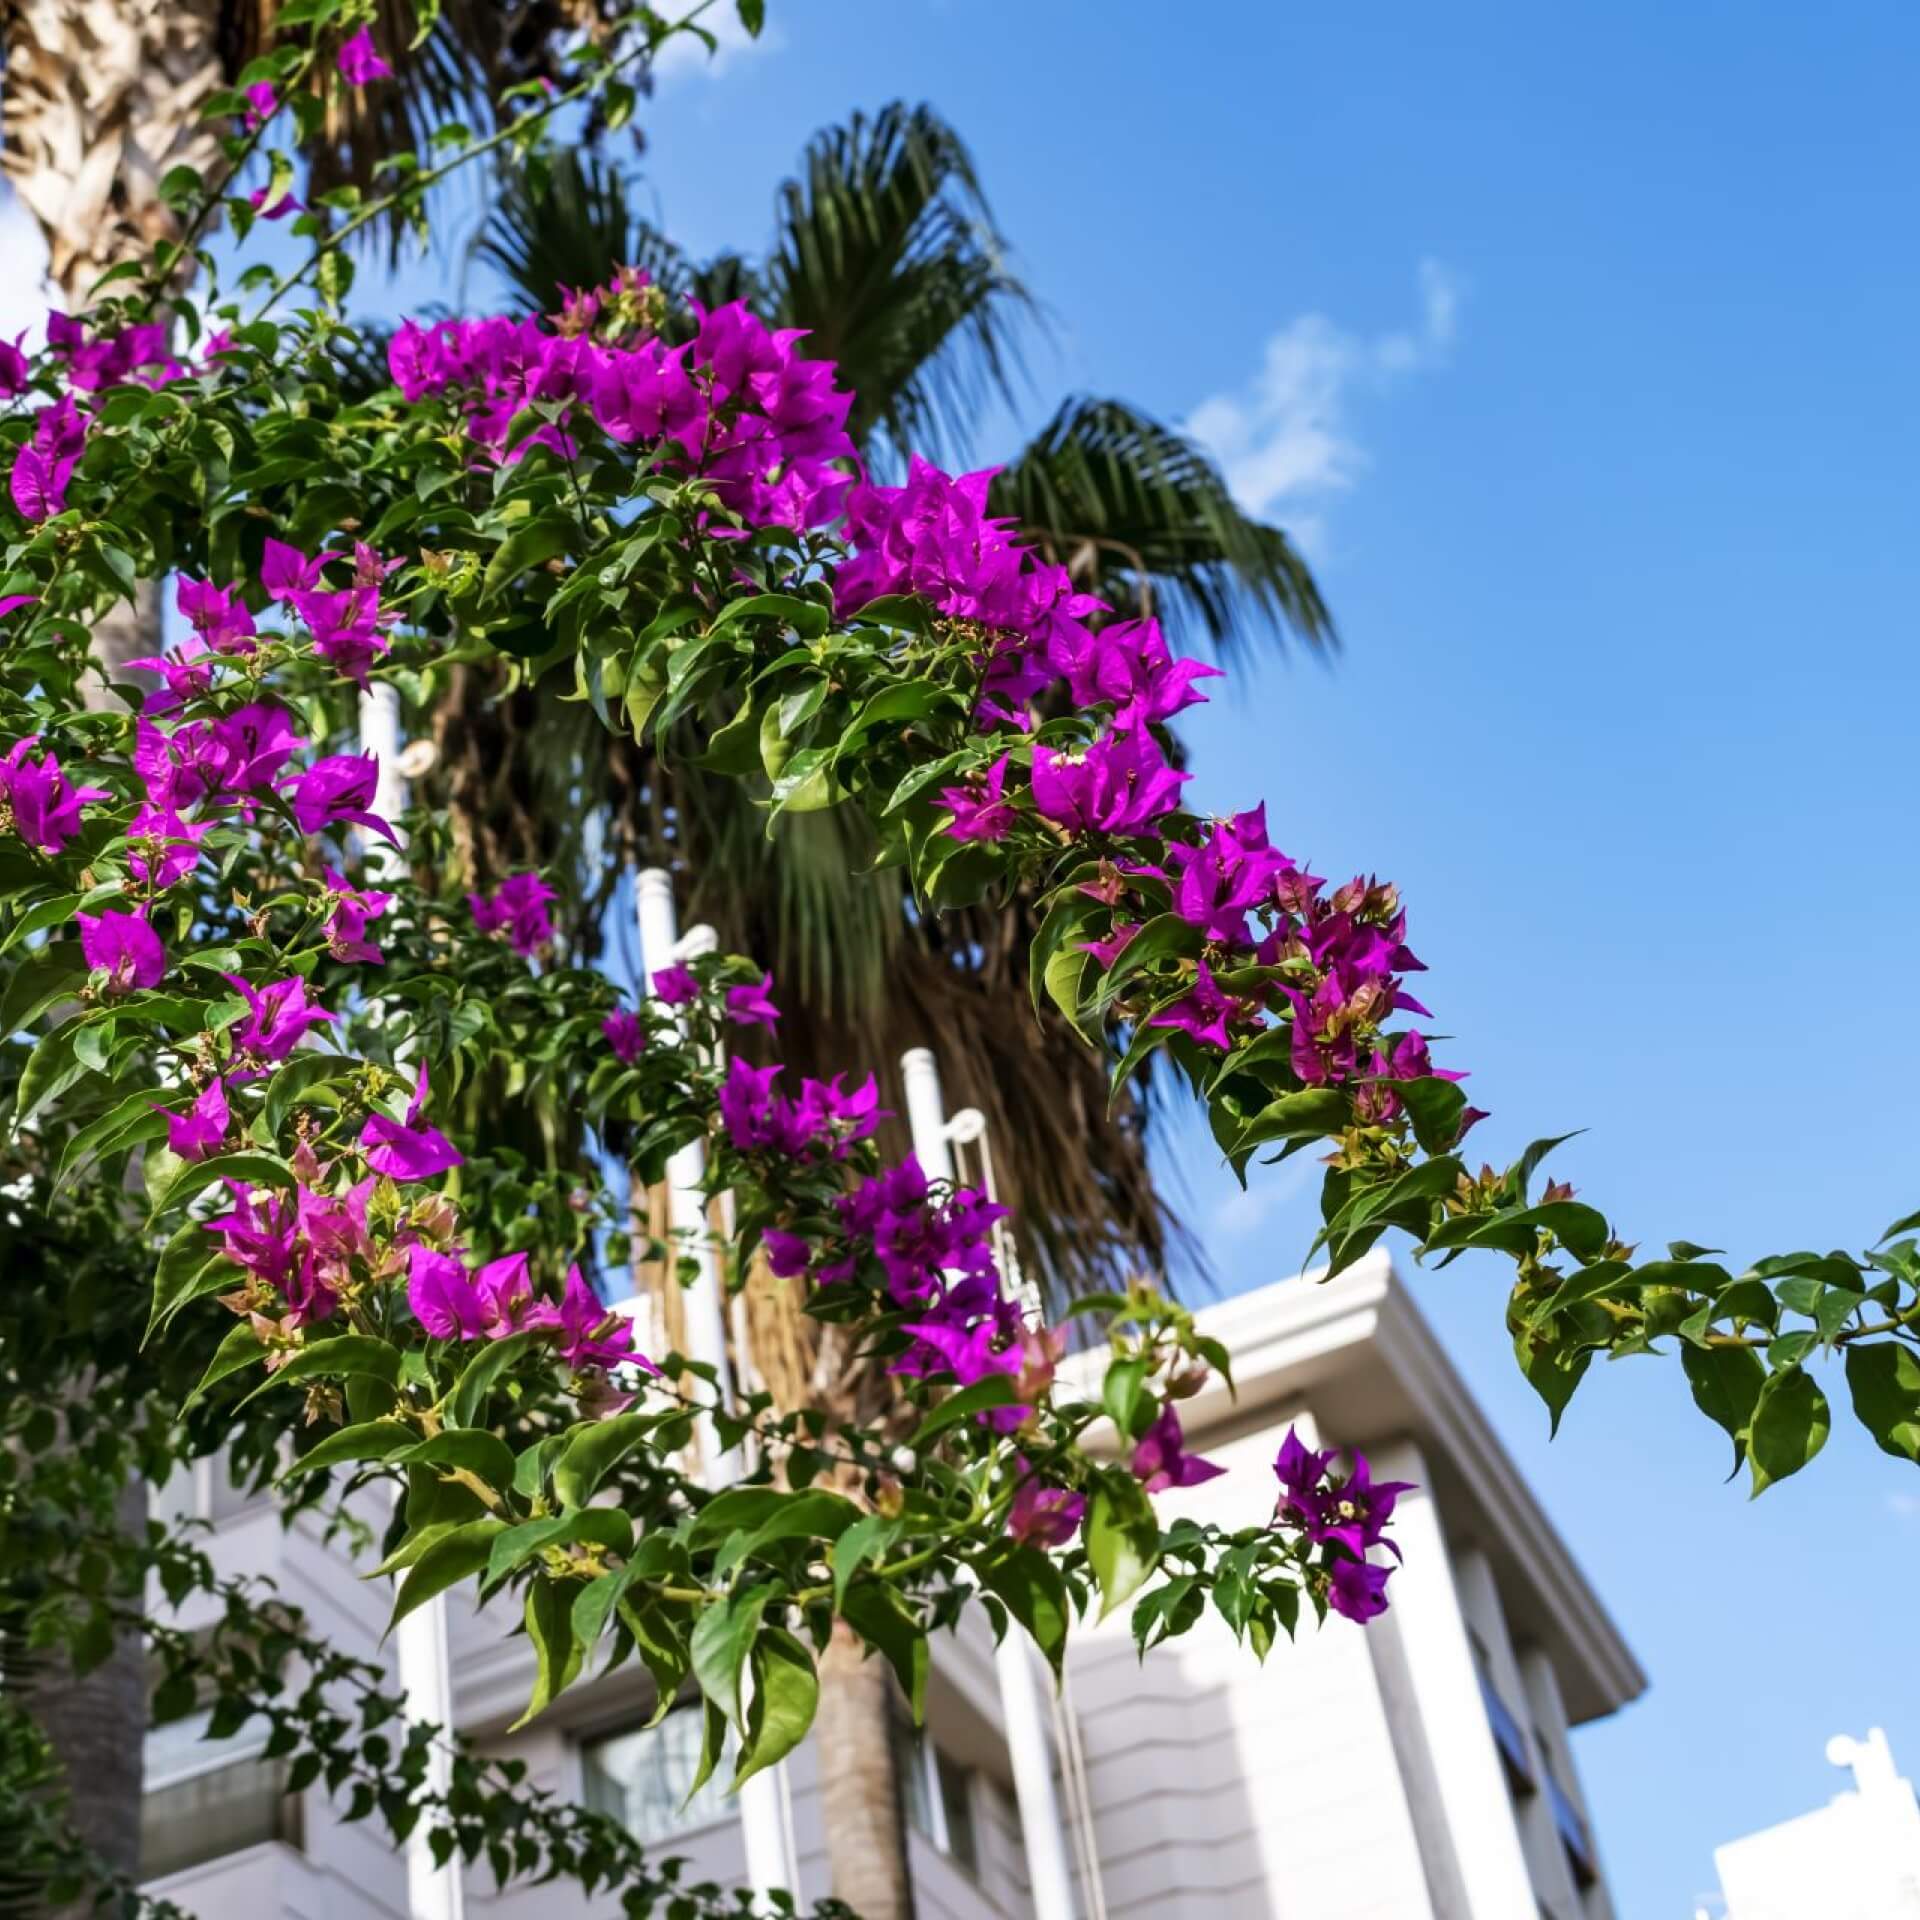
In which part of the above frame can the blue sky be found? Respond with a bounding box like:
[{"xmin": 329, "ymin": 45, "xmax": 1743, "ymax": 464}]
[
  {"xmin": 8, "ymin": 3, "xmax": 1909, "ymax": 1907},
  {"xmin": 604, "ymin": 5, "xmax": 1920, "ymax": 1912}
]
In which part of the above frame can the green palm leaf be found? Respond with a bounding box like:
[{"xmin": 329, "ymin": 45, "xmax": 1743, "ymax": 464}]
[{"xmin": 992, "ymin": 395, "xmax": 1335, "ymax": 656}]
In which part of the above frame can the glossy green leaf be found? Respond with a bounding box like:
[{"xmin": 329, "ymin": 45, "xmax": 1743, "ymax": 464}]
[
  {"xmin": 690, "ymin": 1583, "xmax": 773, "ymax": 1729},
  {"xmin": 1844, "ymin": 1342, "xmax": 1920, "ymax": 1463},
  {"xmin": 732, "ymin": 1627, "xmax": 817, "ymax": 1788},
  {"xmin": 1085, "ymin": 1470, "xmax": 1159, "ymax": 1621},
  {"xmin": 1747, "ymin": 1366, "xmax": 1830, "ymax": 1496}
]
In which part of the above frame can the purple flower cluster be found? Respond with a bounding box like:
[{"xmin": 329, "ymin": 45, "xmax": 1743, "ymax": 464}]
[
  {"xmin": 1272, "ymin": 1426, "xmax": 1412, "ymax": 1623},
  {"xmin": 46, "ymin": 312, "xmax": 183, "ymax": 392},
  {"xmin": 360, "ymin": 1062, "xmax": 462, "ymax": 1181},
  {"xmin": 387, "ymin": 287, "xmax": 857, "ymax": 528},
  {"xmin": 10, "ymin": 395, "xmax": 87, "ymax": 522},
  {"xmin": 469, "ymin": 872, "xmax": 557, "ymax": 957},
  {"xmin": 0, "ymin": 736, "xmax": 106, "ymax": 854},
  {"xmin": 1130, "ymin": 1404, "xmax": 1225, "ymax": 1495},
  {"xmin": 717, "ymin": 1057, "xmax": 885, "ymax": 1162},
  {"xmin": 407, "ymin": 1248, "xmax": 650, "ymax": 1376},
  {"xmin": 205, "ymin": 1173, "xmax": 375, "ymax": 1330}
]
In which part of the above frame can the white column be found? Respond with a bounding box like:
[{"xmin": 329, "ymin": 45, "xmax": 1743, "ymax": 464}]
[
  {"xmin": 358, "ymin": 682, "xmax": 409, "ymax": 877},
  {"xmin": 395, "ymin": 1597, "xmax": 464, "ymax": 1920},
  {"xmin": 362, "ymin": 691, "xmax": 464, "ymax": 1920},
  {"xmin": 899, "ymin": 1045, "xmax": 1082, "ymax": 1920},
  {"xmin": 1369, "ymin": 1440, "xmax": 1538, "ymax": 1920},
  {"xmin": 635, "ymin": 866, "xmax": 794, "ymax": 1910}
]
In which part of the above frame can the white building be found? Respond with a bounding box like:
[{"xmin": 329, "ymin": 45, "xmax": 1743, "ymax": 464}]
[
  {"xmin": 145, "ymin": 1251, "xmax": 1645, "ymax": 1920},
  {"xmin": 1705, "ymin": 1729, "xmax": 1920, "ymax": 1920}
]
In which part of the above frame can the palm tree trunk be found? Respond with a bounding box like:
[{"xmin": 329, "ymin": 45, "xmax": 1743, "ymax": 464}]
[
  {"xmin": 1, "ymin": 0, "xmax": 227, "ymax": 306},
  {"xmin": 816, "ymin": 1619, "xmax": 916, "ymax": 1920}
]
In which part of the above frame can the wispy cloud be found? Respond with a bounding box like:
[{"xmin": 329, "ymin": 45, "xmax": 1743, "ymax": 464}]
[
  {"xmin": 1184, "ymin": 259, "xmax": 1463, "ymax": 552},
  {"xmin": 1211, "ymin": 1153, "xmax": 1317, "ymax": 1241},
  {"xmin": 650, "ymin": 3, "xmax": 783, "ymax": 83},
  {"xmin": 1888, "ymin": 1491, "xmax": 1920, "ymax": 1523}
]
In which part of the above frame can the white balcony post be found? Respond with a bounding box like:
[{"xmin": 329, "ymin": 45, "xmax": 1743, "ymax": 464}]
[
  {"xmin": 899, "ymin": 1045, "xmax": 1081, "ymax": 1920},
  {"xmin": 359, "ymin": 690, "xmax": 464, "ymax": 1920},
  {"xmin": 1368, "ymin": 1439, "xmax": 1539, "ymax": 1920},
  {"xmin": 358, "ymin": 682, "xmax": 409, "ymax": 878},
  {"xmin": 635, "ymin": 867, "xmax": 795, "ymax": 1909}
]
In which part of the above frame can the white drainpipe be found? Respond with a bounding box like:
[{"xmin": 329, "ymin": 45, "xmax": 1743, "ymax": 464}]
[
  {"xmin": 635, "ymin": 867, "xmax": 796, "ymax": 1910},
  {"xmin": 899, "ymin": 1046, "xmax": 1083, "ymax": 1920},
  {"xmin": 359, "ymin": 688, "xmax": 465, "ymax": 1920}
]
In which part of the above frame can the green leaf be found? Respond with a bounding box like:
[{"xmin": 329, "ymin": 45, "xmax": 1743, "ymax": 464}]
[
  {"xmin": 184, "ymin": 1322, "xmax": 267, "ymax": 1408},
  {"xmin": 1680, "ymin": 1343, "xmax": 1766, "ymax": 1475},
  {"xmin": 262, "ymin": 1053, "xmax": 348, "ymax": 1138},
  {"xmin": 1233, "ymin": 1087, "xmax": 1350, "ymax": 1152},
  {"xmin": 484, "ymin": 1508, "xmax": 632, "ymax": 1590},
  {"xmin": 551, "ymin": 1411, "xmax": 658, "ymax": 1509},
  {"xmin": 56, "ymin": 1090, "xmax": 169, "ymax": 1190},
  {"xmin": 616, "ymin": 1595, "xmax": 691, "ymax": 1725},
  {"xmin": 1100, "ymin": 1356, "xmax": 1152, "ymax": 1443},
  {"xmin": 389, "ymin": 1519, "xmax": 506, "ymax": 1634},
  {"xmin": 977, "ymin": 1543, "xmax": 1070, "ymax": 1676},
  {"xmin": 0, "ymin": 891, "xmax": 82, "ymax": 955},
  {"xmin": 715, "ymin": 1489, "xmax": 863, "ymax": 1578},
  {"xmin": 1085, "ymin": 1471, "xmax": 1159, "ymax": 1621},
  {"xmin": 732, "ymin": 1627, "xmax": 817, "ymax": 1788},
  {"xmin": 1844, "ymin": 1343, "xmax": 1920, "ymax": 1463},
  {"xmin": 146, "ymin": 1218, "xmax": 231, "ymax": 1339},
  {"xmin": 1398, "ymin": 1077, "xmax": 1471, "ymax": 1156},
  {"xmin": 688, "ymin": 1486, "xmax": 794, "ymax": 1547},
  {"xmin": 514, "ymin": 1578, "xmax": 585, "ymax": 1728},
  {"xmin": 1747, "ymin": 1367, "xmax": 1831, "ymax": 1496},
  {"xmin": 684, "ymin": 1699, "xmax": 730, "ymax": 1803},
  {"xmin": 691, "ymin": 1584, "xmax": 773, "ymax": 1729},
  {"xmin": 839, "ymin": 1581, "xmax": 928, "ymax": 1723},
  {"xmin": 450, "ymin": 1329, "xmax": 537, "ymax": 1427},
  {"xmin": 148, "ymin": 1149, "xmax": 290, "ymax": 1226},
  {"xmin": 908, "ymin": 1375, "xmax": 1023, "ymax": 1450},
  {"xmin": 1089, "ymin": 913, "xmax": 1202, "ymax": 1016},
  {"xmin": 481, "ymin": 508, "xmax": 575, "ymax": 601},
  {"xmin": 403, "ymin": 1430, "xmax": 515, "ymax": 1497},
  {"xmin": 830, "ymin": 1514, "xmax": 901, "ymax": 1611},
  {"xmin": 1512, "ymin": 1323, "xmax": 1592, "ymax": 1436},
  {"xmin": 240, "ymin": 1335, "xmax": 401, "ymax": 1404},
  {"xmin": 281, "ymin": 1420, "xmax": 418, "ymax": 1481}
]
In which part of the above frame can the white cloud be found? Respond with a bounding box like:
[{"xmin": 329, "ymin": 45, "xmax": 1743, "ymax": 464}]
[
  {"xmin": 1184, "ymin": 258, "xmax": 1464, "ymax": 542},
  {"xmin": 649, "ymin": 3, "xmax": 783, "ymax": 83},
  {"xmin": 0, "ymin": 191, "xmax": 52, "ymax": 345},
  {"xmin": 1211, "ymin": 1153, "xmax": 1317, "ymax": 1241},
  {"xmin": 1889, "ymin": 1492, "xmax": 1920, "ymax": 1522}
]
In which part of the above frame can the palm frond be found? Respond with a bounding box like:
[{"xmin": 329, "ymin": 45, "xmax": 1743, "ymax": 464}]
[
  {"xmin": 471, "ymin": 148, "xmax": 698, "ymax": 314},
  {"xmin": 756, "ymin": 102, "xmax": 1039, "ymax": 467},
  {"xmin": 991, "ymin": 395, "xmax": 1336, "ymax": 656}
]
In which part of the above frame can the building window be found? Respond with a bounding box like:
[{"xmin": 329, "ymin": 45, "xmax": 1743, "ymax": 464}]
[
  {"xmin": 582, "ymin": 1705, "xmax": 735, "ymax": 1846},
  {"xmin": 1542, "ymin": 1764, "xmax": 1597, "ymax": 1887},
  {"xmin": 894, "ymin": 1718, "xmax": 981, "ymax": 1878},
  {"xmin": 142, "ymin": 1707, "xmax": 301, "ymax": 1879},
  {"xmin": 1466, "ymin": 1633, "xmax": 1535, "ymax": 1796}
]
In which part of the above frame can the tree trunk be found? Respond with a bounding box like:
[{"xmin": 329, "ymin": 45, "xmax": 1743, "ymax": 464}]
[
  {"xmin": 816, "ymin": 1619, "xmax": 916, "ymax": 1920},
  {"xmin": 1, "ymin": 0, "xmax": 227, "ymax": 306},
  {"xmin": 28, "ymin": 1477, "xmax": 149, "ymax": 1912}
]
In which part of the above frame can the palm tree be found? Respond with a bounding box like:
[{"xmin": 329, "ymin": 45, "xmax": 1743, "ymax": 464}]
[{"xmin": 463, "ymin": 105, "xmax": 1335, "ymax": 1919}]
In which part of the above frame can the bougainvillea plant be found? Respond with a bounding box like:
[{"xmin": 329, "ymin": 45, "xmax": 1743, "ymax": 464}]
[{"xmin": 3, "ymin": 0, "xmax": 1918, "ymax": 1906}]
